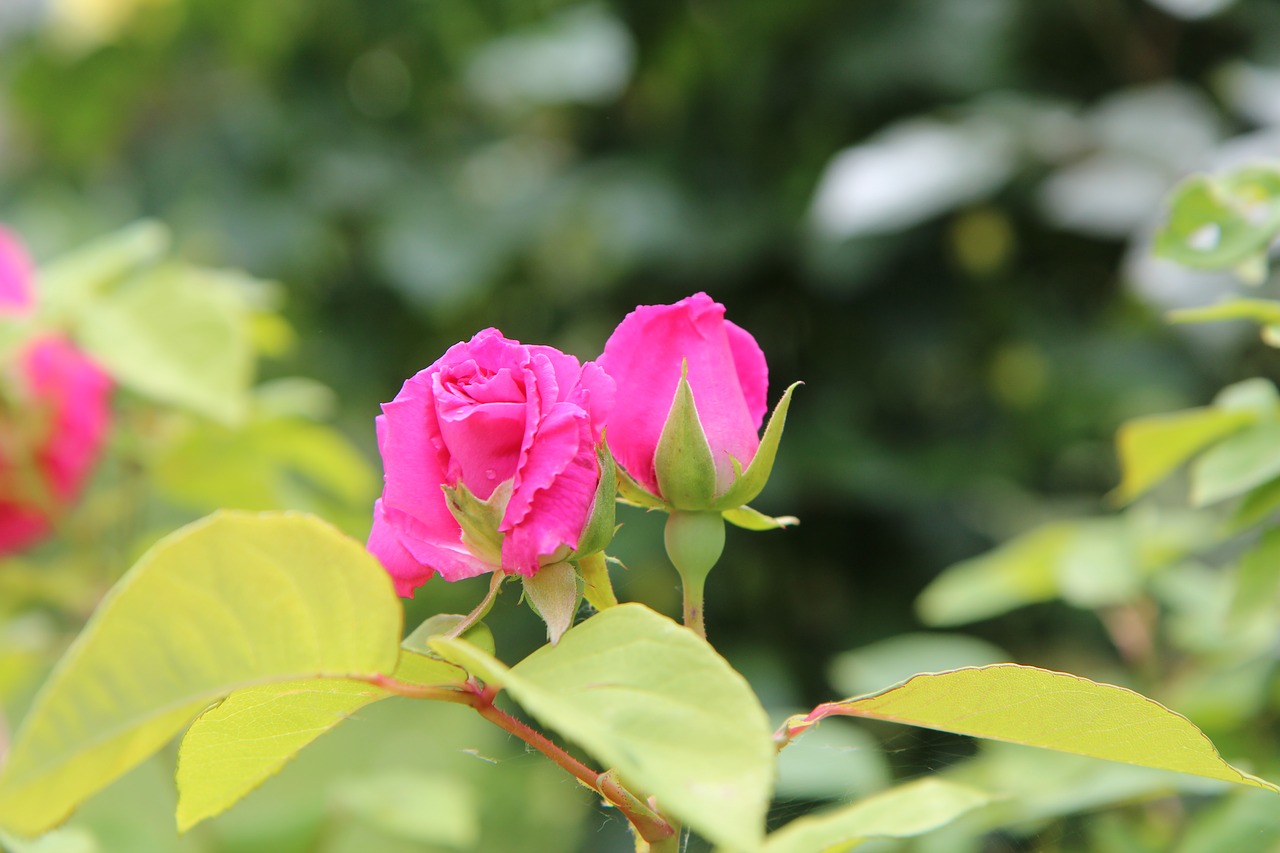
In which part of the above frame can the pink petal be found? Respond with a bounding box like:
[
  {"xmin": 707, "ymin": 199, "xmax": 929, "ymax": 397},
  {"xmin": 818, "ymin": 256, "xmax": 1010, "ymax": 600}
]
[
  {"xmin": 503, "ymin": 417, "xmax": 600, "ymax": 576},
  {"xmin": 725, "ymin": 320, "xmax": 768, "ymax": 430},
  {"xmin": 598, "ymin": 292, "xmax": 762, "ymax": 495}
]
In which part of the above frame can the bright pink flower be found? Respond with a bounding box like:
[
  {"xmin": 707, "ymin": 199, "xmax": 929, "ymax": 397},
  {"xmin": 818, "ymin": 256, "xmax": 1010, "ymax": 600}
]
[
  {"xmin": 0, "ymin": 337, "xmax": 114, "ymax": 556},
  {"xmin": 0, "ymin": 227, "xmax": 35, "ymax": 316},
  {"xmin": 597, "ymin": 292, "xmax": 768, "ymax": 498},
  {"xmin": 368, "ymin": 328, "xmax": 615, "ymax": 597}
]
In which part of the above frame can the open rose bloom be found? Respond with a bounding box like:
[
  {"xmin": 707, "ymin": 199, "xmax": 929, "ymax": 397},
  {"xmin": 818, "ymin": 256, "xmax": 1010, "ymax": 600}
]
[
  {"xmin": 368, "ymin": 329, "xmax": 615, "ymax": 597},
  {"xmin": 0, "ymin": 227, "xmax": 113, "ymax": 556}
]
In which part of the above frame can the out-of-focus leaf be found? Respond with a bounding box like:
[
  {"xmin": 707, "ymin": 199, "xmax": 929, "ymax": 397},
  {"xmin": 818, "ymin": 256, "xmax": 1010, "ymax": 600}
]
[
  {"xmin": 1230, "ymin": 528, "xmax": 1280, "ymax": 620},
  {"xmin": 763, "ymin": 778, "xmax": 994, "ymax": 853},
  {"xmin": 782, "ymin": 665, "xmax": 1280, "ymax": 794},
  {"xmin": 1168, "ymin": 298, "xmax": 1280, "ymax": 328},
  {"xmin": 810, "ymin": 117, "xmax": 1016, "ymax": 237},
  {"xmin": 0, "ymin": 513, "xmax": 402, "ymax": 837},
  {"xmin": 1191, "ymin": 421, "xmax": 1280, "ymax": 506},
  {"xmin": 774, "ymin": 717, "xmax": 890, "ymax": 802},
  {"xmin": 1154, "ymin": 167, "xmax": 1280, "ymax": 273},
  {"xmin": 916, "ymin": 524, "xmax": 1074, "ymax": 625},
  {"xmin": 1113, "ymin": 407, "xmax": 1256, "ymax": 502},
  {"xmin": 829, "ymin": 633, "xmax": 1008, "ymax": 698},
  {"xmin": 431, "ymin": 603, "xmax": 774, "ymax": 851},
  {"xmin": 76, "ymin": 264, "xmax": 254, "ymax": 424},
  {"xmin": 153, "ymin": 416, "xmax": 377, "ymax": 535},
  {"xmin": 36, "ymin": 221, "xmax": 169, "ymax": 319},
  {"xmin": 333, "ymin": 770, "xmax": 478, "ymax": 849}
]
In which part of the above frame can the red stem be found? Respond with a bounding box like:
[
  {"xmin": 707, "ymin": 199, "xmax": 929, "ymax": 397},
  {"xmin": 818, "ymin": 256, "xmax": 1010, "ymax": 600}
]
[{"xmin": 371, "ymin": 674, "xmax": 675, "ymax": 845}]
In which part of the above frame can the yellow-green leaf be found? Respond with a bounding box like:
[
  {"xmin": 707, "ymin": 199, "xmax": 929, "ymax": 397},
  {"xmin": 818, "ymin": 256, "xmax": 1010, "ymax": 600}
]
[
  {"xmin": 1113, "ymin": 407, "xmax": 1256, "ymax": 503},
  {"xmin": 77, "ymin": 265, "xmax": 254, "ymax": 425},
  {"xmin": 1191, "ymin": 421, "xmax": 1280, "ymax": 506},
  {"xmin": 763, "ymin": 778, "xmax": 994, "ymax": 853},
  {"xmin": 175, "ymin": 650, "xmax": 464, "ymax": 830},
  {"xmin": 0, "ymin": 512, "xmax": 402, "ymax": 837},
  {"xmin": 431, "ymin": 603, "xmax": 774, "ymax": 851},
  {"xmin": 785, "ymin": 665, "xmax": 1279, "ymax": 795}
]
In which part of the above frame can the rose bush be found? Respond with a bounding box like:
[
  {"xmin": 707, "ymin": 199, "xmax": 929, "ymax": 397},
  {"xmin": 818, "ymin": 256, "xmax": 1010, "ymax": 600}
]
[
  {"xmin": 0, "ymin": 228, "xmax": 113, "ymax": 556},
  {"xmin": 367, "ymin": 328, "xmax": 615, "ymax": 596},
  {"xmin": 597, "ymin": 292, "xmax": 769, "ymax": 505}
]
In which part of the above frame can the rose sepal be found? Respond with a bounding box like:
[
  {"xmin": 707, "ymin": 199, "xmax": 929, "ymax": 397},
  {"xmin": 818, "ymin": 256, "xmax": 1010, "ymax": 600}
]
[
  {"xmin": 614, "ymin": 454, "xmax": 665, "ymax": 508},
  {"xmin": 653, "ymin": 363, "xmax": 719, "ymax": 510},
  {"xmin": 521, "ymin": 561, "xmax": 580, "ymax": 645},
  {"xmin": 722, "ymin": 505, "xmax": 799, "ymax": 531},
  {"xmin": 441, "ymin": 478, "xmax": 512, "ymax": 568},
  {"xmin": 576, "ymin": 550, "xmax": 618, "ymax": 611},
  {"xmin": 712, "ymin": 381, "xmax": 800, "ymax": 511},
  {"xmin": 569, "ymin": 443, "xmax": 619, "ymax": 558}
]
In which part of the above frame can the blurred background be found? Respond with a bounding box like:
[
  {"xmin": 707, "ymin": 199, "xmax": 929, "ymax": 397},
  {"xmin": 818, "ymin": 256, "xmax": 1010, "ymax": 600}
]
[{"xmin": 4, "ymin": 0, "xmax": 1280, "ymax": 850}]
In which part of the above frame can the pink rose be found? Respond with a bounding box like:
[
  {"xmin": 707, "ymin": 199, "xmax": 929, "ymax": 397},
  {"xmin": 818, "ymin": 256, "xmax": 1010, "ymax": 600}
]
[
  {"xmin": 597, "ymin": 292, "xmax": 768, "ymax": 501},
  {"xmin": 0, "ymin": 336, "xmax": 114, "ymax": 556},
  {"xmin": 367, "ymin": 328, "xmax": 615, "ymax": 597}
]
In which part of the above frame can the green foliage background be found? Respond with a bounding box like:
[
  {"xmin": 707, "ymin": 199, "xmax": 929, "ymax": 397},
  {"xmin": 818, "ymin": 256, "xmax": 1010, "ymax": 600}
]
[{"xmin": 4, "ymin": 0, "xmax": 1280, "ymax": 850}]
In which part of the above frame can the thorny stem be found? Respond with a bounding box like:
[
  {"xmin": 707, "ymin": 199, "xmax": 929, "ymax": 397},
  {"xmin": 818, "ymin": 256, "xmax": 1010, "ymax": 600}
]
[{"xmin": 373, "ymin": 675, "xmax": 677, "ymax": 845}]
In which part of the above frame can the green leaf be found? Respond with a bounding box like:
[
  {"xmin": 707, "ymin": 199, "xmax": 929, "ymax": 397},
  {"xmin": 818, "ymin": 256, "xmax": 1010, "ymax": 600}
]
[
  {"xmin": 520, "ymin": 561, "xmax": 579, "ymax": 645},
  {"xmin": 784, "ymin": 664, "xmax": 1280, "ymax": 794},
  {"xmin": 174, "ymin": 650, "xmax": 464, "ymax": 831},
  {"xmin": 715, "ymin": 381, "xmax": 801, "ymax": 510},
  {"xmin": 0, "ymin": 512, "xmax": 402, "ymax": 837},
  {"xmin": 763, "ymin": 778, "xmax": 995, "ymax": 853},
  {"xmin": 1191, "ymin": 421, "xmax": 1280, "ymax": 506},
  {"xmin": 722, "ymin": 504, "xmax": 799, "ymax": 531},
  {"xmin": 36, "ymin": 221, "xmax": 170, "ymax": 320},
  {"xmin": 76, "ymin": 265, "xmax": 254, "ymax": 424},
  {"xmin": 653, "ymin": 367, "xmax": 718, "ymax": 509},
  {"xmin": 401, "ymin": 615, "xmax": 496, "ymax": 658},
  {"xmin": 1154, "ymin": 168, "xmax": 1280, "ymax": 272},
  {"xmin": 431, "ymin": 603, "xmax": 774, "ymax": 850},
  {"xmin": 1113, "ymin": 407, "xmax": 1256, "ymax": 503}
]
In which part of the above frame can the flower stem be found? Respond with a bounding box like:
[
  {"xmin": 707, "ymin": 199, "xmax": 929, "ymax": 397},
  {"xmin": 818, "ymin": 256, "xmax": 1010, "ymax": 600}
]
[
  {"xmin": 681, "ymin": 572, "xmax": 707, "ymax": 640},
  {"xmin": 465, "ymin": 682, "xmax": 676, "ymax": 845}
]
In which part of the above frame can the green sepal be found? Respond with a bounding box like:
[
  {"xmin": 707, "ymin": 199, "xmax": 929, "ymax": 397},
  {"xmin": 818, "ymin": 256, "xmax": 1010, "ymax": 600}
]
[
  {"xmin": 577, "ymin": 550, "xmax": 619, "ymax": 611},
  {"xmin": 571, "ymin": 443, "xmax": 617, "ymax": 558},
  {"xmin": 723, "ymin": 505, "xmax": 799, "ymax": 531},
  {"xmin": 521, "ymin": 561, "xmax": 581, "ymax": 645},
  {"xmin": 614, "ymin": 454, "xmax": 665, "ymax": 509},
  {"xmin": 653, "ymin": 364, "xmax": 719, "ymax": 510},
  {"xmin": 402, "ymin": 614, "xmax": 496, "ymax": 659},
  {"xmin": 441, "ymin": 478, "xmax": 512, "ymax": 566},
  {"xmin": 714, "ymin": 381, "xmax": 801, "ymax": 510}
]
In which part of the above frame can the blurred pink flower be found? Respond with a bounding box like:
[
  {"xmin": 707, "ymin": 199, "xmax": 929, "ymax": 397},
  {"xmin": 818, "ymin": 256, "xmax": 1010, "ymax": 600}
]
[
  {"xmin": 0, "ymin": 337, "xmax": 114, "ymax": 555},
  {"xmin": 0, "ymin": 227, "xmax": 35, "ymax": 316}
]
